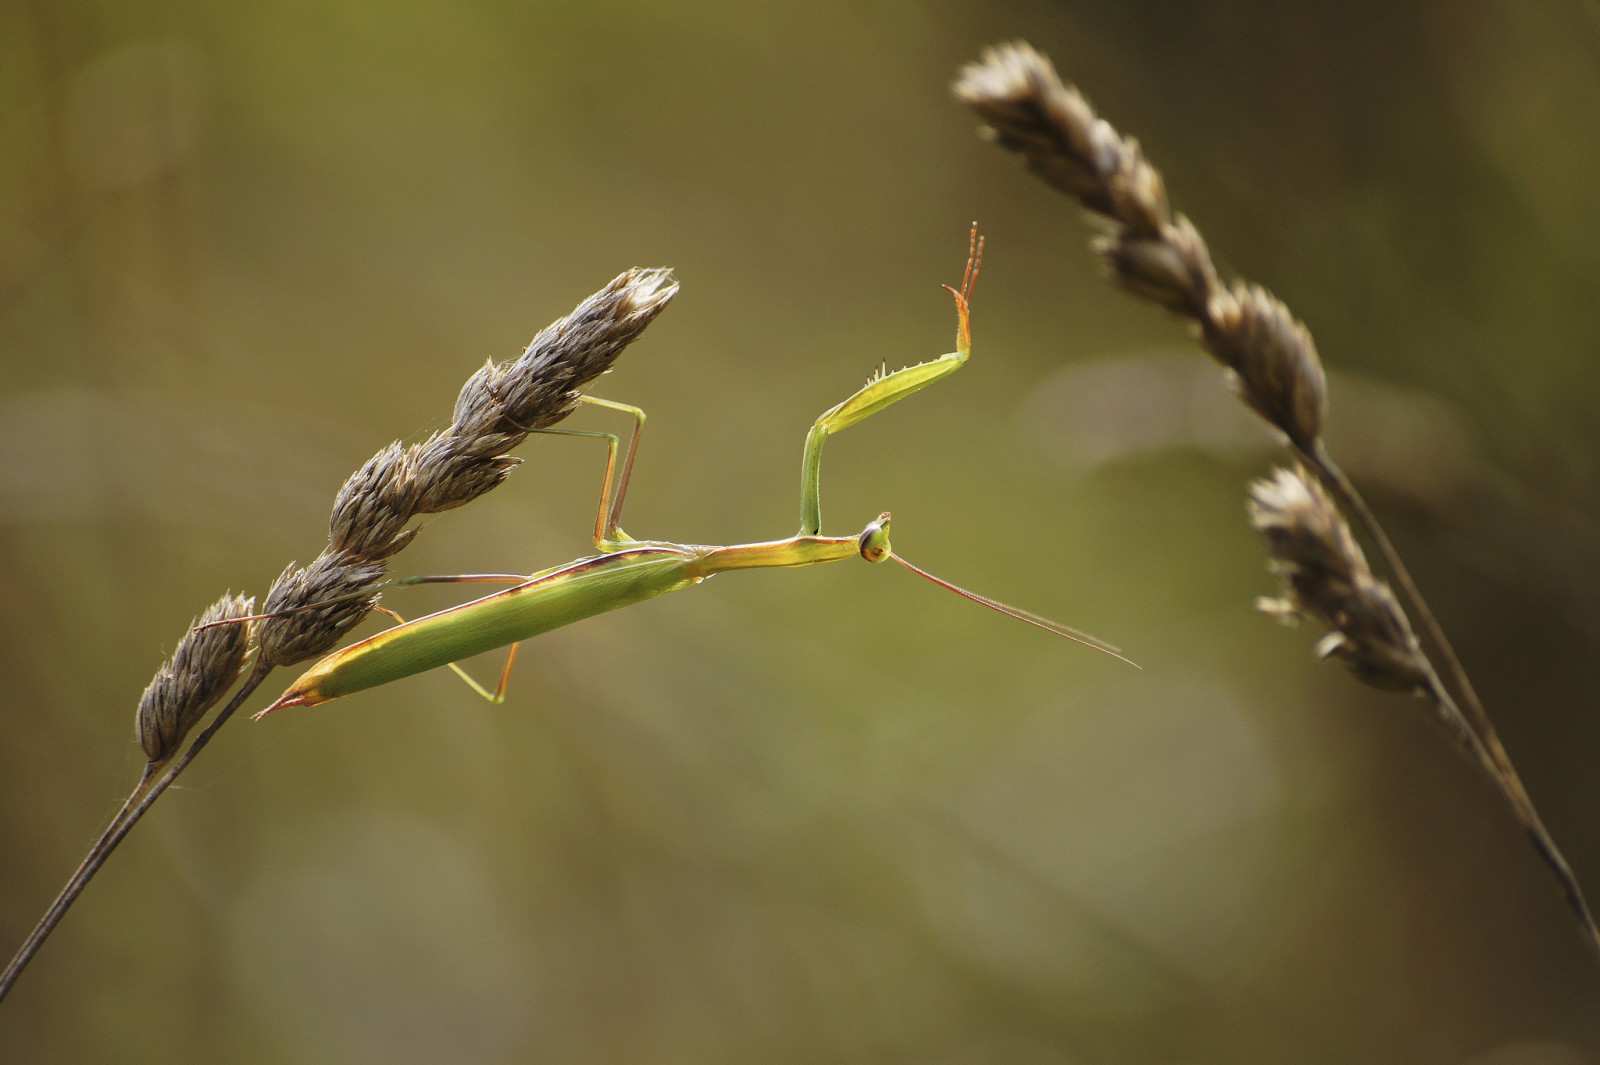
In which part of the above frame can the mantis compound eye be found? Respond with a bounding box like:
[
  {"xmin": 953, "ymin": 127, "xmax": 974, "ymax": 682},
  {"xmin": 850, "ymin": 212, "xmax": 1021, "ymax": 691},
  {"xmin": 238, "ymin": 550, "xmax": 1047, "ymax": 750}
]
[{"xmin": 858, "ymin": 513, "xmax": 892, "ymax": 562}]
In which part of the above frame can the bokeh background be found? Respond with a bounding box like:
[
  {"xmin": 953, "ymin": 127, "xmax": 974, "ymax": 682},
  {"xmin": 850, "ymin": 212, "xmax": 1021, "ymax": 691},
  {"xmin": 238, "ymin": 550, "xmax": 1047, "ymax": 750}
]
[{"xmin": 5, "ymin": 1, "xmax": 1600, "ymax": 1061}]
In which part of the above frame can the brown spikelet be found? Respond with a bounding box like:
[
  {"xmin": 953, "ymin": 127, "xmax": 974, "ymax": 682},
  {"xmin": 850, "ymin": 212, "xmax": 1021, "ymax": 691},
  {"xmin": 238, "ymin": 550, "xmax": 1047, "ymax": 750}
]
[
  {"xmin": 454, "ymin": 267, "xmax": 679, "ymax": 438},
  {"xmin": 255, "ymin": 557, "xmax": 390, "ymax": 667},
  {"xmin": 952, "ymin": 41, "xmax": 1137, "ymax": 218},
  {"xmin": 1207, "ymin": 283, "xmax": 1327, "ymax": 451},
  {"xmin": 1248, "ymin": 467, "xmax": 1429, "ymax": 695},
  {"xmin": 136, "ymin": 593, "xmax": 257, "ymax": 765},
  {"xmin": 1094, "ymin": 214, "xmax": 1216, "ymax": 321}
]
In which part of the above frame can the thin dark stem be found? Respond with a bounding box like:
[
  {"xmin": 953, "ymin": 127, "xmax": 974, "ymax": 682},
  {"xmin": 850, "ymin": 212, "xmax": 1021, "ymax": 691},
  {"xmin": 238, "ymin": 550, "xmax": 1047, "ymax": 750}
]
[
  {"xmin": 1418, "ymin": 667, "xmax": 1600, "ymax": 957},
  {"xmin": 1299, "ymin": 441, "xmax": 1600, "ymax": 956},
  {"xmin": 0, "ymin": 767, "xmax": 157, "ymax": 1003},
  {"xmin": 0, "ymin": 657, "xmax": 273, "ymax": 1003}
]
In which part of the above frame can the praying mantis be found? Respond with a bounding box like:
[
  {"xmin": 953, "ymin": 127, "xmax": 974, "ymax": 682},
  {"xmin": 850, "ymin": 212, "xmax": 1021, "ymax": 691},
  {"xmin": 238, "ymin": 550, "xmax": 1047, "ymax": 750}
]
[{"xmin": 249, "ymin": 232, "xmax": 1133, "ymax": 719}]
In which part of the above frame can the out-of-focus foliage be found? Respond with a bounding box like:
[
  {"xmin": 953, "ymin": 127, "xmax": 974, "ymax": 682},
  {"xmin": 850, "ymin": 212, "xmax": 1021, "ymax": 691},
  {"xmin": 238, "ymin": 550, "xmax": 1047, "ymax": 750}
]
[{"xmin": 3, "ymin": 2, "xmax": 1599, "ymax": 1062}]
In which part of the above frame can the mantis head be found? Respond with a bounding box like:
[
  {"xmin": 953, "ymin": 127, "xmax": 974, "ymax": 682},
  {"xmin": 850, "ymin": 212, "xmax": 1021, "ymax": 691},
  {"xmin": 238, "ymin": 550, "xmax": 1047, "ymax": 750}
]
[{"xmin": 858, "ymin": 513, "xmax": 892, "ymax": 562}]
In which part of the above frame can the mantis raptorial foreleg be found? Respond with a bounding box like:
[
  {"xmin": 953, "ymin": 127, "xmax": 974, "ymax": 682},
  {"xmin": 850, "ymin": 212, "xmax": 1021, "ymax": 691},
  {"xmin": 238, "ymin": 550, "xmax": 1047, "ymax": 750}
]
[{"xmin": 798, "ymin": 228, "xmax": 981, "ymax": 534}]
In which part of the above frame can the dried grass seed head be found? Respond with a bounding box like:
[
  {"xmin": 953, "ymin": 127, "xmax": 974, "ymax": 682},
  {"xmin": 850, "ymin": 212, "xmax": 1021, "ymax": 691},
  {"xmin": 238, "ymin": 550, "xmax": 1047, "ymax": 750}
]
[
  {"xmin": 954, "ymin": 42, "xmax": 1130, "ymax": 219},
  {"xmin": 328, "ymin": 441, "xmax": 423, "ymax": 559},
  {"xmin": 137, "ymin": 593, "xmax": 256, "ymax": 764},
  {"xmin": 960, "ymin": 38, "xmax": 1600, "ymax": 961},
  {"xmin": 1095, "ymin": 214, "xmax": 1217, "ymax": 320},
  {"xmin": 454, "ymin": 267, "xmax": 679, "ymax": 438},
  {"xmin": 1249, "ymin": 467, "xmax": 1429, "ymax": 693},
  {"xmin": 256, "ymin": 556, "xmax": 388, "ymax": 668},
  {"xmin": 1208, "ymin": 284, "xmax": 1327, "ymax": 450}
]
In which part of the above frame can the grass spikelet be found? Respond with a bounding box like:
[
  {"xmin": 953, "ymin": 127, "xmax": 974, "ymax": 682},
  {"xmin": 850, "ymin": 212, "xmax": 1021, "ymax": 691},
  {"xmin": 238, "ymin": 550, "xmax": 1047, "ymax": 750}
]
[
  {"xmin": 135, "ymin": 592, "xmax": 257, "ymax": 765},
  {"xmin": 1248, "ymin": 467, "xmax": 1429, "ymax": 696}
]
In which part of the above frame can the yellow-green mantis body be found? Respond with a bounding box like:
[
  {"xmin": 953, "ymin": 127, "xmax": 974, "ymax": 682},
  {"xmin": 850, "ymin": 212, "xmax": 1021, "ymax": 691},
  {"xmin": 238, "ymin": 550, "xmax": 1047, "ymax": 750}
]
[{"xmin": 256, "ymin": 235, "xmax": 1131, "ymax": 718}]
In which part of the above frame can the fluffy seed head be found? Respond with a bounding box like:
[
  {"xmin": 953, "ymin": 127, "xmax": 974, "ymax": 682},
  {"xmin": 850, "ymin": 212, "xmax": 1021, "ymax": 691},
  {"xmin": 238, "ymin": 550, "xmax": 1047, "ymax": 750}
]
[
  {"xmin": 137, "ymin": 593, "xmax": 256, "ymax": 764},
  {"xmin": 453, "ymin": 267, "xmax": 679, "ymax": 439},
  {"xmin": 256, "ymin": 557, "xmax": 387, "ymax": 668},
  {"xmin": 954, "ymin": 42, "xmax": 1137, "ymax": 221},
  {"xmin": 1208, "ymin": 284, "xmax": 1327, "ymax": 450},
  {"xmin": 1249, "ymin": 467, "xmax": 1428, "ymax": 693}
]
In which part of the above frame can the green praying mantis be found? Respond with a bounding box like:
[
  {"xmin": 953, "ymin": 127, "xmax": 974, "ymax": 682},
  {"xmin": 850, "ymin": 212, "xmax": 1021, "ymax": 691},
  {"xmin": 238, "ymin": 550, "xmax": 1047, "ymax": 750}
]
[{"xmin": 248, "ymin": 232, "xmax": 1134, "ymax": 719}]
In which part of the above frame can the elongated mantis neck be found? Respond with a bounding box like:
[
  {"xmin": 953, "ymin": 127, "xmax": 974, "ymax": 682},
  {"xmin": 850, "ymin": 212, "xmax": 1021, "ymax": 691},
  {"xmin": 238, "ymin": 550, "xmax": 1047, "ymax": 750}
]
[{"xmin": 702, "ymin": 527, "xmax": 879, "ymax": 573}]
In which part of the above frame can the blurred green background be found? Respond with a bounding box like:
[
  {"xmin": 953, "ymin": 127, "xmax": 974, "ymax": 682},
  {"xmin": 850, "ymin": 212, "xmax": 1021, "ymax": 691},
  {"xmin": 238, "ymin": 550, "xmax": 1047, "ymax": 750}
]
[{"xmin": 5, "ymin": 1, "xmax": 1600, "ymax": 1061}]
